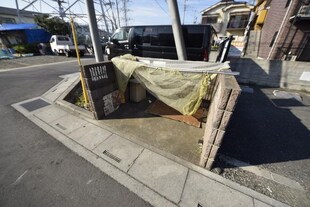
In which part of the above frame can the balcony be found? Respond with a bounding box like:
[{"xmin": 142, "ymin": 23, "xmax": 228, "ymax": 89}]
[
  {"xmin": 298, "ymin": 5, "xmax": 310, "ymax": 17},
  {"xmin": 291, "ymin": 5, "xmax": 310, "ymax": 31}
]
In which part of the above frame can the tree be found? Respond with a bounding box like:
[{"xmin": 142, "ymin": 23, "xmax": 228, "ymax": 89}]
[{"xmin": 34, "ymin": 14, "xmax": 70, "ymax": 35}]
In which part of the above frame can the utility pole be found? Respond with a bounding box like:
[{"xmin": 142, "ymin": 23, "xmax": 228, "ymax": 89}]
[
  {"xmin": 115, "ymin": 0, "xmax": 121, "ymax": 27},
  {"xmin": 85, "ymin": 0, "xmax": 104, "ymax": 62},
  {"xmin": 54, "ymin": 0, "xmax": 66, "ymax": 20},
  {"xmin": 183, "ymin": 0, "xmax": 187, "ymax": 24},
  {"xmin": 99, "ymin": 0, "xmax": 110, "ymax": 34},
  {"xmin": 167, "ymin": 0, "xmax": 187, "ymax": 60},
  {"xmin": 123, "ymin": 0, "xmax": 128, "ymax": 26},
  {"xmin": 15, "ymin": 0, "xmax": 22, "ymax": 23}
]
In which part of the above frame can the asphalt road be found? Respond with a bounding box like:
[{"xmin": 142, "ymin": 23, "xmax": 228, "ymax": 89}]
[
  {"xmin": 0, "ymin": 59, "xmax": 152, "ymax": 207},
  {"xmin": 220, "ymin": 87, "xmax": 310, "ymax": 190}
]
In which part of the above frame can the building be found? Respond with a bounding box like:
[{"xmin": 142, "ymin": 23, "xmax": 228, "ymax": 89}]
[
  {"xmin": 0, "ymin": 6, "xmax": 41, "ymax": 24},
  {"xmin": 245, "ymin": 0, "xmax": 310, "ymax": 61},
  {"xmin": 201, "ymin": 0, "xmax": 253, "ymax": 57}
]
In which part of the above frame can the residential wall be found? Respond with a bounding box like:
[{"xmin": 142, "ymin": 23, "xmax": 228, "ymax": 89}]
[
  {"xmin": 0, "ymin": 14, "xmax": 35, "ymax": 24},
  {"xmin": 258, "ymin": 0, "xmax": 288, "ymax": 59},
  {"xmin": 229, "ymin": 58, "xmax": 310, "ymax": 92},
  {"xmin": 270, "ymin": 0, "xmax": 305, "ymax": 60},
  {"xmin": 257, "ymin": 0, "xmax": 306, "ymax": 60}
]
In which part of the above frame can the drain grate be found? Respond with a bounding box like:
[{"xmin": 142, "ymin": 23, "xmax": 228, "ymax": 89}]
[
  {"xmin": 55, "ymin": 123, "xmax": 67, "ymax": 130},
  {"xmin": 102, "ymin": 150, "xmax": 121, "ymax": 163},
  {"xmin": 20, "ymin": 99, "xmax": 50, "ymax": 112}
]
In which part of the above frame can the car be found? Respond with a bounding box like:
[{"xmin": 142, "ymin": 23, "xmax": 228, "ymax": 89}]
[
  {"xmin": 105, "ymin": 25, "xmax": 214, "ymax": 61},
  {"xmin": 49, "ymin": 35, "xmax": 86, "ymax": 57}
]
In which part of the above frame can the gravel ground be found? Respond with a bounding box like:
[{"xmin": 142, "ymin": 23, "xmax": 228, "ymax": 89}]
[
  {"xmin": 211, "ymin": 159, "xmax": 310, "ymax": 207},
  {"xmin": 0, "ymin": 55, "xmax": 93, "ymax": 70}
]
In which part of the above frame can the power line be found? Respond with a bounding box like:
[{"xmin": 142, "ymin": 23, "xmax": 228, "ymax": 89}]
[{"xmin": 153, "ymin": 0, "xmax": 168, "ymax": 15}]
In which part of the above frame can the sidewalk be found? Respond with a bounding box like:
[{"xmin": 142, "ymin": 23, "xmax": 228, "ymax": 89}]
[{"xmin": 12, "ymin": 73, "xmax": 289, "ymax": 207}]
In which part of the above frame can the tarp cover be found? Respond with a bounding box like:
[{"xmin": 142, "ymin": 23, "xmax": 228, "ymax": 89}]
[
  {"xmin": 0, "ymin": 23, "xmax": 38, "ymax": 31},
  {"xmin": 112, "ymin": 54, "xmax": 230, "ymax": 115}
]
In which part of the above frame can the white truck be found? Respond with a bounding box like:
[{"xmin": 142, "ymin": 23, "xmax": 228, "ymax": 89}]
[{"xmin": 49, "ymin": 35, "xmax": 86, "ymax": 57}]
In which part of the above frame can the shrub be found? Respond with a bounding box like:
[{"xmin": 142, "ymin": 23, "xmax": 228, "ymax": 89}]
[{"xmin": 12, "ymin": 43, "xmax": 39, "ymax": 54}]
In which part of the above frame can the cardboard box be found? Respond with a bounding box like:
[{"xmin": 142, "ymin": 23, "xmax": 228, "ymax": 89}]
[{"xmin": 130, "ymin": 80, "xmax": 146, "ymax": 102}]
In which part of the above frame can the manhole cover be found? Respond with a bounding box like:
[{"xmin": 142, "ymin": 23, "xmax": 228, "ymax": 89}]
[{"xmin": 20, "ymin": 99, "xmax": 50, "ymax": 112}]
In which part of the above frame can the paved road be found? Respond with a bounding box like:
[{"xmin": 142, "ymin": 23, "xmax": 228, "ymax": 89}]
[
  {"xmin": 220, "ymin": 87, "xmax": 310, "ymax": 189},
  {"xmin": 0, "ymin": 60, "xmax": 151, "ymax": 207}
]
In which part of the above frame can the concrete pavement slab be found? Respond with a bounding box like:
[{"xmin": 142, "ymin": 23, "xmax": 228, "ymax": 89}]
[
  {"xmin": 93, "ymin": 134, "xmax": 144, "ymax": 172},
  {"xmin": 128, "ymin": 149, "xmax": 188, "ymax": 204},
  {"xmin": 254, "ymin": 199, "xmax": 272, "ymax": 207},
  {"xmin": 179, "ymin": 170, "xmax": 254, "ymax": 207},
  {"xmin": 68, "ymin": 123, "xmax": 112, "ymax": 150},
  {"xmin": 50, "ymin": 114, "xmax": 88, "ymax": 134},
  {"xmin": 34, "ymin": 105, "xmax": 67, "ymax": 123}
]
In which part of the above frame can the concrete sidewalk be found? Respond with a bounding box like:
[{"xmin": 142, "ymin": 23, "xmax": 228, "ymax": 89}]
[{"xmin": 12, "ymin": 73, "xmax": 289, "ymax": 207}]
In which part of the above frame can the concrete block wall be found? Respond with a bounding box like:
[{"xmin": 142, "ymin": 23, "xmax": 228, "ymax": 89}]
[
  {"xmin": 200, "ymin": 75, "xmax": 240, "ymax": 170},
  {"xmin": 229, "ymin": 58, "xmax": 310, "ymax": 92}
]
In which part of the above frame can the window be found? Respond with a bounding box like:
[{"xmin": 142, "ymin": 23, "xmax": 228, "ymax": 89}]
[
  {"xmin": 202, "ymin": 16, "xmax": 218, "ymax": 24},
  {"xmin": 227, "ymin": 14, "xmax": 249, "ymax": 29},
  {"xmin": 0, "ymin": 17, "xmax": 16, "ymax": 24},
  {"xmin": 206, "ymin": 16, "xmax": 218, "ymax": 24},
  {"xmin": 111, "ymin": 29, "xmax": 129, "ymax": 41},
  {"xmin": 57, "ymin": 36, "xmax": 70, "ymax": 41}
]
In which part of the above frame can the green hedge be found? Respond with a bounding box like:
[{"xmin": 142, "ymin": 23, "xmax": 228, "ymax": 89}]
[{"xmin": 12, "ymin": 43, "xmax": 39, "ymax": 54}]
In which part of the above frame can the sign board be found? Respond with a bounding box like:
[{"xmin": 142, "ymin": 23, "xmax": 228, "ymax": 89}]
[{"xmin": 82, "ymin": 61, "xmax": 120, "ymax": 119}]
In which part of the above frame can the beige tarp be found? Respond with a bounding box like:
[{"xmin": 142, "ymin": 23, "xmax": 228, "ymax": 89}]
[{"xmin": 112, "ymin": 54, "xmax": 230, "ymax": 115}]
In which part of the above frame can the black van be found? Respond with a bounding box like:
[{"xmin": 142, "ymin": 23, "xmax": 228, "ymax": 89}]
[{"xmin": 106, "ymin": 25, "xmax": 214, "ymax": 61}]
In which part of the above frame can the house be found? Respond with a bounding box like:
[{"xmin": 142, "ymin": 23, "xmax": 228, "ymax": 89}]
[
  {"xmin": 0, "ymin": 6, "xmax": 41, "ymax": 24},
  {"xmin": 245, "ymin": 0, "xmax": 310, "ymax": 61},
  {"xmin": 201, "ymin": 0, "xmax": 253, "ymax": 57}
]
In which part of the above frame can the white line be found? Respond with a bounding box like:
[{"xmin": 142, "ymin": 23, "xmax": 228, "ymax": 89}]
[
  {"xmin": 12, "ymin": 170, "xmax": 28, "ymax": 185},
  {"xmin": 0, "ymin": 58, "xmax": 93, "ymax": 73}
]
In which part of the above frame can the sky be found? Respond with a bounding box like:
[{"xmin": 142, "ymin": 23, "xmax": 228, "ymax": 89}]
[{"xmin": 1, "ymin": 0, "xmax": 253, "ymax": 29}]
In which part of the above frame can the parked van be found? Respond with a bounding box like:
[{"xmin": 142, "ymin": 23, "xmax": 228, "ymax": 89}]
[{"xmin": 106, "ymin": 25, "xmax": 214, "ymax": 61}]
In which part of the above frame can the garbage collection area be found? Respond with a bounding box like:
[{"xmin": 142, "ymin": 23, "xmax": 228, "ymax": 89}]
[{"xmin": 77, "ymin": 54, "xmax": 240, "ymax": 169}]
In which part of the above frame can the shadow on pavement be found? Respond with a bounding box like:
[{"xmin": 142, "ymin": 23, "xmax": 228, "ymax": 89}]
[{"xmin": 220, "ymin": 86, "xmax": 310, "ymax": 166}]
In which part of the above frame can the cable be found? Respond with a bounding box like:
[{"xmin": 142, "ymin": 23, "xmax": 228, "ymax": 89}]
[{"xmin": 153, "ymin": 0, "xmax": 168, "ymax": 15}]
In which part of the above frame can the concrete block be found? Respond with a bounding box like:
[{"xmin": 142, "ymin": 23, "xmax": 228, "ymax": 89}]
[
  {"xmin": 202, "ymin": 143, "xmax": 212, "ymax": 160},
  {"xmin": 68, "ymin": 123, "xmax": 112, "ymax": 150},
  {"xmin": 219, "ymin": 111, "xmax": 233, "ymax": 131},
  {"xmin": 205, "ymin": 158, "xmax": 215, "ymax": 170},
  {"xmin": 50, "ymin": 114, "xmax": 88, "ymax": 134},
  {"xmin": 179, "ymin": 170, "xmax": 254, "ymax": 207},
  {"xmin": 128, "ymin": 149, "xmax": 188, "ymax": 203},
  {"xmin": 130, "ymin": 81, "xmax": 146, "ymax": 102},
  {"xmin": 93, "ymin": 134, "xmax": 144, "ymax": 172},
  {"xmin": 34, "ymin": 106, "xmax": 67, "ymax": 123},
  {"xmin": 205, "ymin": 128, "xmax": 218, "ymax": 144},
  {"xmin": 212, "ymin": 109, "xmax": 224, "ymax": 129},
  {"xmin": 209, "ymin": 145, "xmax": 220, "ymax": 159},
  {"xmin": 214, "ymin": 130, "xmax": 225, "ymax": 146},
  {"xmin": 226, "ymin": 89, "xmax": 241, "ymax": 112}
]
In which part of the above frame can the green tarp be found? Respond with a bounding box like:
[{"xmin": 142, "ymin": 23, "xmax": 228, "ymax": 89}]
[{"xmin": 112, "ymin": 54, "xmax": 230, "ymax": 115}]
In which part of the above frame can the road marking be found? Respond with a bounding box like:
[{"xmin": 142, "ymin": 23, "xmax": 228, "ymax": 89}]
[
  {"xmin": 219, "ymin": 154, "xmax": 305, "ymax": 191},
  {"xmin": 0, "ymin": 58, "xmax": 93, "ymax": 73}
]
